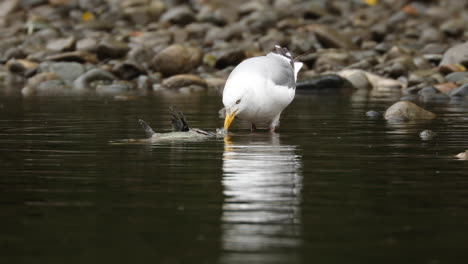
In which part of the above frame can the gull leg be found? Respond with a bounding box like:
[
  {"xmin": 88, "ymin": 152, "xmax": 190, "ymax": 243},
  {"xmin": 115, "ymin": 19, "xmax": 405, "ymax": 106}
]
[
  {"xmin": 251, "ymin": 123, "xmax": 257, "ymax": 132},
  {"xmin": 269, "ymin": 114, "xmax": 281, "ymax": 133}
]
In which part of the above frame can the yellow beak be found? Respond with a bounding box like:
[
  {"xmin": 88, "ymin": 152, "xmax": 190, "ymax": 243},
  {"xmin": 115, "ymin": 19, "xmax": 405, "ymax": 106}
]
[{"xmin": 224, "ymin": 110, "xmax": 238, "ymax": 131}]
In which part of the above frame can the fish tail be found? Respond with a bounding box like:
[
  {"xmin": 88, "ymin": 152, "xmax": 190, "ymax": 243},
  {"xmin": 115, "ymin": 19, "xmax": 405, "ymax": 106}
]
[{"xmin": 138, "ymin": 119, "xmax": 156, "ymax": 138}]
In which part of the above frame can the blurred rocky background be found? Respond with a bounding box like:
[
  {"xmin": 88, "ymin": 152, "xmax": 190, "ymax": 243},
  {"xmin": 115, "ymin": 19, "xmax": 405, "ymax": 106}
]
[{"xmin": 0, "ymin": 0, "xmax": 467, "ymax": 101}]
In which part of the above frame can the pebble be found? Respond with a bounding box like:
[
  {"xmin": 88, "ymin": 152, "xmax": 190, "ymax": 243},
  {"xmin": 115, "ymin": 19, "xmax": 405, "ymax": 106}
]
[
  {"xmin": 46, "ymin": 36, "xmax": 76, "ymax": 52},
  {"xmin": 112, "ymin": 61, "xmax": 145, "ymax": 80},
  {"xmin": 162, "ymin": 74, "xmax": 207, "ymax": 89},
  {"xmin": 439, "ymin": 41, "xmax": 468, "ymax": 66},
  {"xmin": 160, "ymin": 5, "xmax": 195, "ymax": 25},
  {"xmin": 38, "ymin": 62, "xmax": 85, "ymax": 84},
  {"xmin": 366, "ymin": 110, "xmax": 381, "ymax": 118},
  {"xmin": 419, "ymin": 130, "xmax": 437, "ymax": 140}
]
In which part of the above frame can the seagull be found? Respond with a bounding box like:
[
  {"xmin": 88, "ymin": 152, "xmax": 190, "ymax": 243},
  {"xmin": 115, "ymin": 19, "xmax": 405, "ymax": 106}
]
[{"xmin": 222, "ymin": 45, "xmax": 303, "ymax": 132}]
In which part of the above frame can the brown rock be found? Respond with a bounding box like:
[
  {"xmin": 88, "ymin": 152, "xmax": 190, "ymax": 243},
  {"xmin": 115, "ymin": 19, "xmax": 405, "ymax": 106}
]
[
  {"xmin": 45, "ymin": 51, "xmax": 98, "ymax": 63},
  {"xmin": 434, "ymin": 82, "xmax": 458, "ymax": 94},
  {"xmin": 162, "ymin": 74, "xmax": 207, "ymax": 89},
  {"xmin": 152, "ymin": 44, "xmax": 202, "ymax": 76},
  {"xmin": 384, "ymin": 101, "xmax": 436, "ymax": 122}
]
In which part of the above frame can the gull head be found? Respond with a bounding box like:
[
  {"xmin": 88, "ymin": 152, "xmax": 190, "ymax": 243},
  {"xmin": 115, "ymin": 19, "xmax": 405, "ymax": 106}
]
[{"xmin": 223, "ymin": 85, "xmax": 248, "ymax": 131}]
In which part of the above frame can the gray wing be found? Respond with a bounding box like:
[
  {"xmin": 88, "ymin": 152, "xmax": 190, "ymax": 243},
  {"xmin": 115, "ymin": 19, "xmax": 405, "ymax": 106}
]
[{"xmin": 266, "ymin": 56, "xmax": 295, "ymax": 89}]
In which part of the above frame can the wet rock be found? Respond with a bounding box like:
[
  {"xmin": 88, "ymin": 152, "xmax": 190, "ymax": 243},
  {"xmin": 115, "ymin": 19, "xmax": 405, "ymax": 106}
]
[
  {"xmin": 96, "ymin": 82, "xmax": 131, "ymax": 94},
  {"xmin": 38, "ymin": 61, "xmax": 85, "ymax": 84},
  {"xmin": 419, "ymin": 130, "xmax": 437, "ymax": 140},
  {"xmin": 455, "ymin": 150, "xmax": 468, "ymax": 160},
  {"xmin": 152, "ymin": 44, "xmax": 202, "ymax": 76},
  {"xmin": 36, "ymin": 79, "xmax": 67, "ymax": 93},
  {"xmin": 307, "ymin": 24, "xmax": 356, "ymax": 49},
  {"xmin": 448, "ymin": 84, "xmax": 468, "ymax": 98},
  {"xmin": 366, "ymin": 110, "xmax": 381, "ymax": 118},
  {"xmin": 314, "ymin": 50, "xmax": 350, "ymax": 72},
  {"xmin": 73, "ymin": 68, "xmax": 117, "ymax": 90},
  {"xmin": 439, "ymin": 42, "xmax": 468, "ymax": 67},
  {"xmin": 296, "ymin": 74, "xmax": 354, "ymax": 91},
  {"xmin": 160, "ymin": 5, "xmax": 195, "ymax": 25},
  {"xmin": 45, "ymin": 51, "xmax": 98, "ymax": 63},
  {"xmin": 162, "ymin": 74, "xmax": 207, "ymax": 89},
  {"xmin": 96, "ymin": 40, "xmax": 130, "ymax": 60},
  {"xmin": 445, "ymin": 72, "xmax": 468, "ymax": 84},
  {"xmin": 46, "ymin": 36, "xmax": 75, "ymax": 52},
  {"xmin": 112, "ymin": 61, "xmax": 145, "ymax": 80},
  {"xmin": 419, "ymin": 93, "xmax": 449, "ymax": 103},
  {"xmin": 27, "ymin": 72, "xmax": 59, "ymax": 88},
  {"xmin": 384, "ymin": 101, "xmax": 436, "ymax": 122},
  {"xmin": 337, "ymin": 69, "xmax": 371, "ymax": 90}
]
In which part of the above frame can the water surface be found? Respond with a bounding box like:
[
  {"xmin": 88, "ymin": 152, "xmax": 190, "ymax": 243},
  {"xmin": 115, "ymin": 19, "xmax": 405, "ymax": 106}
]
[{"xmin": 1, "ymin": 90, "xmax": 468, "ymax": 264}]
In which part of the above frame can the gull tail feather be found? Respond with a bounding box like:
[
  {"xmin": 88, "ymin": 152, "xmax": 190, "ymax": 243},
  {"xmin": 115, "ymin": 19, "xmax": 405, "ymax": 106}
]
[
  {"xmin": 138, "ymin": 119, "xmax": 156, "ymax": 138},
  {"xmin": 170, "ymin": 106, "xmax": 190, "ymax": 132}
]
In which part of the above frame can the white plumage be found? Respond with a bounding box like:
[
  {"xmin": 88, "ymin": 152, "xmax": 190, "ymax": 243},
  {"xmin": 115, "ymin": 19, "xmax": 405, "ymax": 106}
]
[{"xmin": 222, "ymin": 45, "xmax": 303, "ymax": 132}]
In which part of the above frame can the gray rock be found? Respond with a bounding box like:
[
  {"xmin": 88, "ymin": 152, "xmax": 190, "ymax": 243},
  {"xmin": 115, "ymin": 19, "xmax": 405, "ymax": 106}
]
[
  {"xmin": 162, "ymin": 74, "xmax": 207, "ymax": 89},
  {"xmin": 96, "ymin": 40, "xmax": 129, "ymax": 60},
  {"xmin": 39, "ymin": 62, "xmax": 85, "ymax": 84},
  {"xmin": 384, "ymin": 101, "xmax": 436, "ymax": 122},
  {"xmin": 440, "ymin": 19, "xmax": 465, "ymax": 37},
  {"xmin": 440, "ymin": 42, "xmax": 468, "ymax": 66},
  {"xmin": 448, "ymin": 83, "xmax": 468, "ymax": 98},
  {"xmin": 419, "ymin": 93, "xmax": 449, "ymax": 102},
  {"xmin": 96, "ymin": 82, "xmax": 131, "ymax": 94},
  {"xmin": 418, "ymin": 86, "xmax": 439, "ymax": 95},
  {"xmin": 445, "ymin": 72, "xmax": 468, "ymax": 84},
  {"xmin": 366, "ymin": 110, "xmax": 381, "ymax": 118},
  {"xmin": 0, "ymin": 0, "xmax": 18, "ymax": 17},
  {"xmin": 76, "ymin": 38, "xmax": 98, "ymax": 52},
  {"xmin": 160, "ymin": 5, "xmax": 195, "ymax": 25},
  {"xmin": 36, "ymin": 79, "xmax": 66, "ymax": 92},
  {"xmin": 152, "ymin": 44, "xmax": 202, "ymax": 76},
  {"xmin": 419, "ymin": 130, "xmax": 437, "ymax": 140},
  {"xmin": 73, "ymin": 68, "xmax": 117, "ymax": 90},
  {"xmin": 46, "ymin": 36, "xmax": 75, "ymax": 52}
]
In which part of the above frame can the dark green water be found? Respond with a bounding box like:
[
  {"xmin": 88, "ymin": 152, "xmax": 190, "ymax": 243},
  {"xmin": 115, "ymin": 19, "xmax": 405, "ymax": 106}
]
[{"xmin": 1, "ymin": 90, "xmax": 468, "ymax": 264}]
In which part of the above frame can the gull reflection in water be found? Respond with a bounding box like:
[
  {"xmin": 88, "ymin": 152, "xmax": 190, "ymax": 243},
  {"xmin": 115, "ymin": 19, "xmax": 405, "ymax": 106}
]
[{"xmin": 221, "ymin": 134, "xmax": 303, "ymax": 264}]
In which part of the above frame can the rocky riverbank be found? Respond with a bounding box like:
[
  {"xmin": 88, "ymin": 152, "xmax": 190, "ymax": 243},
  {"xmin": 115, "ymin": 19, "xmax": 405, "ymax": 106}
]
[{"xmin": 0, "ymin": 0, "xmax": 467, "ymax": 102}]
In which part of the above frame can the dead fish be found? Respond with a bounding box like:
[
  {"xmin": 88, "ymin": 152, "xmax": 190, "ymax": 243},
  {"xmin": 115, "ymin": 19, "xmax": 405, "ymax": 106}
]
[{"xmin": 110, "ymin": 107, "xmax": 227, "ymax": 144}]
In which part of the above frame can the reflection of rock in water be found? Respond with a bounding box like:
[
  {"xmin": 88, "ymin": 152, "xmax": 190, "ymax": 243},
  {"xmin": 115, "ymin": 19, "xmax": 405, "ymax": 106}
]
[{"xmin": 221, "ymin": 134, "xmax": 302, "ymax": 264}]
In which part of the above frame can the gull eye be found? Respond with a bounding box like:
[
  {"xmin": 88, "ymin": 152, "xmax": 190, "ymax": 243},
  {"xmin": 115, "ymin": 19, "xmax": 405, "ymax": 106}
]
[{"xmin": 236, "ymin": 99, "xmax": 241, "ymax": 104}]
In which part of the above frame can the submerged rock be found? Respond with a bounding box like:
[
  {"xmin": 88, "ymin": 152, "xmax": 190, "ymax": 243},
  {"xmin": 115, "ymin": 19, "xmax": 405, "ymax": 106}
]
[
  {"xmin": 419, "ymin": 130, "xmax": 437, "ymax": 140},
  {"xmin": 366, "ymin": 110, "xmax": 381, "ymax": 118},
  {"xmin": 384, "ymin": 101, "xmax": 436, "ymax": 122},
  {"xmin": 455, "ymin": 151, "xmax": 468, "ymax": 160}
]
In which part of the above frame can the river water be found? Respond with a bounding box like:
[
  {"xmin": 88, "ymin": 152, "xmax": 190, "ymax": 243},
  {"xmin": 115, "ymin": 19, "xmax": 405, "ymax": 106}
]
[{"xmin": 1, "ymin": 89, "xmax": 468, "ymax": 264}]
